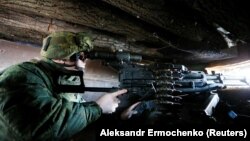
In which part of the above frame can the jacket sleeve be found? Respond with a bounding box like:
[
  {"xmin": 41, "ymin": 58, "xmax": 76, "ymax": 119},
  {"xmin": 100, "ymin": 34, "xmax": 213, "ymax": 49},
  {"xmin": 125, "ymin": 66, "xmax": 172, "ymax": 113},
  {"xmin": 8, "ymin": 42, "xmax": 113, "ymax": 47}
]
[{"xmin": 0, "ymin": 63, "xmax": 102, "ymax": 140}]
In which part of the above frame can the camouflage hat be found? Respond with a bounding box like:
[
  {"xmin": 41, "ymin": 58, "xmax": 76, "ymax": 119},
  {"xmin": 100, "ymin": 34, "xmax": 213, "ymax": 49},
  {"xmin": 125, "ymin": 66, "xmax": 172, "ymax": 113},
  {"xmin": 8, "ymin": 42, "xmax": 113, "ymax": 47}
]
[{"xmin": 40, "ymin": 31, "xmax": 93, "ymax": 59}]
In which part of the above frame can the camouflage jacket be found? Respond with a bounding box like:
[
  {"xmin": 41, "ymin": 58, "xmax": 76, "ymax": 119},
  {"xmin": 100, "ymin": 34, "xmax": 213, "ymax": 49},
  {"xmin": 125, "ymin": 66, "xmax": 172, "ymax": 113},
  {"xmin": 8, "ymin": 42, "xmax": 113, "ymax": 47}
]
[{"xmin": 0, "ymin": 58, "xmax": 102, "ymax": 141}]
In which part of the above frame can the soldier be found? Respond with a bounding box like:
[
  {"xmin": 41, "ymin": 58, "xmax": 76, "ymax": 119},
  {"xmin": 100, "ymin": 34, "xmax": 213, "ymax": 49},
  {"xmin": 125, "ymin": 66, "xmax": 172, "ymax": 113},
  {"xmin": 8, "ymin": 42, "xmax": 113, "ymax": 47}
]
[{"xmin": 0, "ymin": 31, "xmax": 127, "ymax": 141}]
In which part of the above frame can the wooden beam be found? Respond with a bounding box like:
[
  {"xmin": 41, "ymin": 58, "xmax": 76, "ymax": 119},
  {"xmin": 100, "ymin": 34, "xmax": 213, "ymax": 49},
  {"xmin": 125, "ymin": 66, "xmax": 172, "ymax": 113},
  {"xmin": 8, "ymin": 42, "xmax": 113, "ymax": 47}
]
[
  {"xmin": 102, "ymin": 0, "xmax": 227, "ymax": 47},
  {"xmin": 0, "ymin": 7, "xmax": 164, "ymax": 58},
  {"xmin": 0, "ymin": 0, "xmax": 228, "ymax": 53},
  {"xmin": 0, "ymin": 0, "xmax": 156, "ymax": 42}
]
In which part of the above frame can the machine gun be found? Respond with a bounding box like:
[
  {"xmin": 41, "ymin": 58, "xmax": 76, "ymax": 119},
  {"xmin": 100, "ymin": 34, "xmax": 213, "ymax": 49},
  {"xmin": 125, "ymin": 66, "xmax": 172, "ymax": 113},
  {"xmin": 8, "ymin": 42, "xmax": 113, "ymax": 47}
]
[
  {"xmin": 83, "ymin": 51, "xmax": 228, "ymax": 117},
  {"xmin": 57, "ymin": 51, "xmax": 249, "ymax": 125},
  {"xmin": 57, "ymin": 50, "xmax": 233, "ymax": 94}
]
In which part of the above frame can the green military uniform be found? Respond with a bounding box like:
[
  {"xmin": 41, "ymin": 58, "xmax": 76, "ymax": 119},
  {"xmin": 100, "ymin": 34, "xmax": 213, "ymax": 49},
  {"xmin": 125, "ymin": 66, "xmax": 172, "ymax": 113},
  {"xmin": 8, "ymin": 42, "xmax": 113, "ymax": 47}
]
[
  {"xmin": 0, "ymin": 58, "xmax": 101, "ymax": 140},
  {"xmin": 0, "ymin": 31, "xmax": 101, "ymax": 140}
]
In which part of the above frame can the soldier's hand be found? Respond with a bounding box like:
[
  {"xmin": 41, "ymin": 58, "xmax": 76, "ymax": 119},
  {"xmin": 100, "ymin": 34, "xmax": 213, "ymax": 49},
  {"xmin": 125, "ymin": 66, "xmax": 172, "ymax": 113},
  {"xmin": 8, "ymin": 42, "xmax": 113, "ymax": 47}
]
[{"xmin": 96, "ymin": 89, "xmax": 127, "ymax": 114}]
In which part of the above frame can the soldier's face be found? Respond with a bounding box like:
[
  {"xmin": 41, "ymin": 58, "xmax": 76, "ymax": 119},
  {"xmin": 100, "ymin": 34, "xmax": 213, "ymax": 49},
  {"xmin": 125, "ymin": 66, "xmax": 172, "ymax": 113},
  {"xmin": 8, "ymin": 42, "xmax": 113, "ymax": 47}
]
[
  {"xmin": 65, "ymin": 52, "xmax": 86, "ymax": 71},
  {"xmin": 75, "ymin": 52, "xmax": 86, "ymax": 71},
  {"xmin": 76, "ymin": 59, "xmax": 86, "ymax": 71}
]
